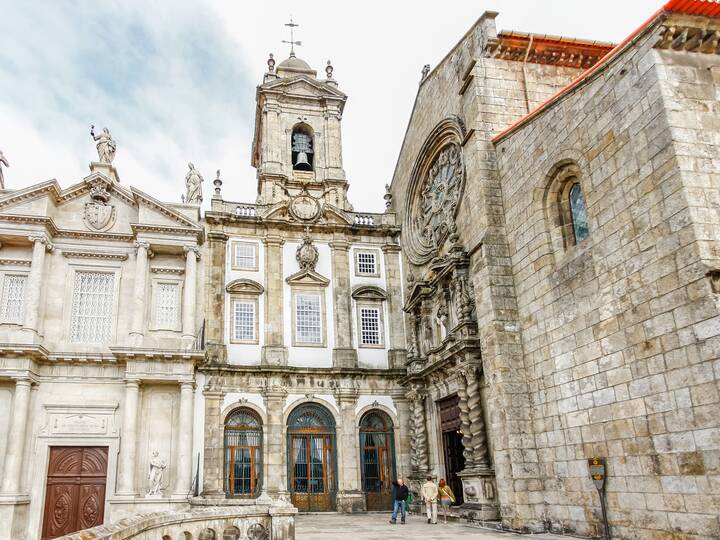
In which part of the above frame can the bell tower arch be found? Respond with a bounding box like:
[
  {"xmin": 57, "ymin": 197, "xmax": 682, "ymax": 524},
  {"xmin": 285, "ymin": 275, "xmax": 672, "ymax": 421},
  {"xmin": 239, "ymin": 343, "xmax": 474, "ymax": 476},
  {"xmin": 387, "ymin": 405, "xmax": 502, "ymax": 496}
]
[{"xmin": 251, "ymin": 49, "xmax": 350, "ymax": 209}]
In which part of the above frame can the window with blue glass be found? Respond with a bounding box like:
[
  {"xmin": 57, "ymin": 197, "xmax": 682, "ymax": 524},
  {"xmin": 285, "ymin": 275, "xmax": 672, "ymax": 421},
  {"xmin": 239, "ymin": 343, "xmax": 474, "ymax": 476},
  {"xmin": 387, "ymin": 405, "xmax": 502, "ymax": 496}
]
[{"xmin": 569, "ymin": 183, "xmax": 589, "ymax": 243}]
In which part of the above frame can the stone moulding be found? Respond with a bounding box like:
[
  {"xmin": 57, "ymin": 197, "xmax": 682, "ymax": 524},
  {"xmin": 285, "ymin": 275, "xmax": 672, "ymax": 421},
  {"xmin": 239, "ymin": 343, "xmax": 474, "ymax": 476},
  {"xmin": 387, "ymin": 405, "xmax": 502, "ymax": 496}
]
[
  {"xmin": 61, "ymin": 249, "xmax": 129, "ymax": 261},
  {"xmin": 0, "ymin": 258, "xmax": 31, "ymax": 266},
  {"xmin": 53, "ymin": 504, "xmax": 297, "ymax": 540},
  {"xmin": 151, "ymin": 266, "xmax": 185, "ymax": 275}
]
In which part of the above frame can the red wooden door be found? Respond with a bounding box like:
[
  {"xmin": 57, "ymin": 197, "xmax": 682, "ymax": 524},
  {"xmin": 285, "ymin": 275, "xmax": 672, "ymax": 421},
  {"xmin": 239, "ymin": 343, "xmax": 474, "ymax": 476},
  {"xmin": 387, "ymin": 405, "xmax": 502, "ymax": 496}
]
[{"xmin": 41, "ymin": 447, "xmax": 108, "ymax": 539}]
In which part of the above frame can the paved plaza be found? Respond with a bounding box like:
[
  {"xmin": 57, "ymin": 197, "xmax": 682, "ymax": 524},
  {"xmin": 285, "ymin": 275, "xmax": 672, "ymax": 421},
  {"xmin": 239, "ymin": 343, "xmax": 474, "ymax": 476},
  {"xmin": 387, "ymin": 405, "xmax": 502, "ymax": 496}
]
[{"xmin": 295, "ymin": 513, "xmax": 569, "ymax": 540}]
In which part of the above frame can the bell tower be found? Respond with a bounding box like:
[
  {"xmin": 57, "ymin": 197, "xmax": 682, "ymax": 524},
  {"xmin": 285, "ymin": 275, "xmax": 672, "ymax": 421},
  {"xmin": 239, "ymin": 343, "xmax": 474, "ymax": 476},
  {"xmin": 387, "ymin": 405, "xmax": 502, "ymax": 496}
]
[{"xmin": 251, "ymin": 30, "xmax": 350, "ymax": 210}]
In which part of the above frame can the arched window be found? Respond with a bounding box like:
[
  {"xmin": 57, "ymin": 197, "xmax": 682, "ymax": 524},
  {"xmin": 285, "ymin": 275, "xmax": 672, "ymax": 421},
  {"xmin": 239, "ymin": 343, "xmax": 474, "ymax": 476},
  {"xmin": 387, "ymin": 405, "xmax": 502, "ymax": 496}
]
[
  {"xmin": 224, "ymin": 408, "xmax": 262, "ymax": 497},
  {"xmin": 287, "ymin": 403, "xmax": 337, "ymax": 511},
  {"xmin": 291, "ymin": 124, "xmax": 314, "ymax": 171},
  {"xmin": 569, "ymin": 183, "xmax": 589, "ymax": 243},
  {"xmin": 359, "ymin": 410, "xmax": 396, "ymax": 511}
]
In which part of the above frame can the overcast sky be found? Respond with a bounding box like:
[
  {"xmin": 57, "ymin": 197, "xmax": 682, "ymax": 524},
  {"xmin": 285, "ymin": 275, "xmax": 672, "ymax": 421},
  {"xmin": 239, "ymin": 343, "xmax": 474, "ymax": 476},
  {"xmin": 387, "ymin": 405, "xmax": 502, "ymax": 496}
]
[{"xmin": 0, "ymin": 0, "xmax": 663, "ymax": 213}]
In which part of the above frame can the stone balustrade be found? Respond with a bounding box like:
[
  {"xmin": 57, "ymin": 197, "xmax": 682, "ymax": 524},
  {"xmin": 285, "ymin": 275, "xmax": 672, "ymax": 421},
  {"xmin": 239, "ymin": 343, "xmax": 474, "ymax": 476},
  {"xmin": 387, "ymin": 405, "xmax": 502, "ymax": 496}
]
[{"xmin": 54, "ymin": 504, "xmax": 296, "ymax": 540}]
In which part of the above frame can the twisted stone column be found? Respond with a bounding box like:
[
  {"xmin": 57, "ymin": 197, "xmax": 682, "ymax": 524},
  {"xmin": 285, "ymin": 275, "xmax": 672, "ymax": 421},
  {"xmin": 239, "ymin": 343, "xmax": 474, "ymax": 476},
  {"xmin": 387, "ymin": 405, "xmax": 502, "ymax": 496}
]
[
  {"xmin": 465, "ymin": 367, "xmax": 490, "ymax": 469},
  {"xmin": 407, "ymin": 385, "xmax": 429, "ymax": 473},
  {"xmin": 456, "ymin": 369, "xmax": 475, "ymax": 468}
]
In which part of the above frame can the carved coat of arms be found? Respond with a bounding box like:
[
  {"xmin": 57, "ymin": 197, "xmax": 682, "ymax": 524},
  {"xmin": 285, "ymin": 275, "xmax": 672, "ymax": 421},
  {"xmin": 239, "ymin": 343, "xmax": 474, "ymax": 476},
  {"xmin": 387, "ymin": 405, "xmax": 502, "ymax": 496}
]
[{"xmin": 83, "ymin": 181, "xmax": 116, "ymax": 231}]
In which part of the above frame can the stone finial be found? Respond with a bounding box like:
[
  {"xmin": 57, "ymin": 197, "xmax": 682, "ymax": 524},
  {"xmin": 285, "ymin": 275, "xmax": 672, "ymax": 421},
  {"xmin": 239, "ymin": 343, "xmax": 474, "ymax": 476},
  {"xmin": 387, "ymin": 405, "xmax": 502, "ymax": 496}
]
[
  {"xmin": 326, "ymin": 60, "xmax": 334, "ymax": 79},
  {"xmin": 384, "ymin": 183, "xmax": 392, "ymax": 210},
  {"xmin": 421, "ymin": 64, "xmax": 431, "ymax": 81},
  {"xmin": 213, "ymin": 169, "xmax": 223, "ymax": 199},
  {"xmin": 267, "ymin": 53, "xmax": 276, "ymax": 73}
]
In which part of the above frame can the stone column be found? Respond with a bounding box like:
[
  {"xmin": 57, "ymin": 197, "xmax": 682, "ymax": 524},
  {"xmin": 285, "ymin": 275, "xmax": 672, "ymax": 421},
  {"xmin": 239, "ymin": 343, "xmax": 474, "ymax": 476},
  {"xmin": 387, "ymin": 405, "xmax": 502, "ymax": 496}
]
[
  {"xmin": 407, "ymin": 385, "xmax": 429, "ymax": 474},
  {"xmin": 263, "ymin": 387, "xmax": 287, "ymax": 497},
  {"xmin": 201, "ymin": 386, "xmax": 224, "ymax": 496},
  {"xmin": 464, "ymin": 367, "xmax": 490, "ymax": 469},
  {"xmin": 129, "ymin": 241, "xmax": 151, "ymax": 346},
  {"xmin": 23, "ymin": 235, "xmax": 53, "ymax": 335},
  {"xmin": 174, "ymin": 381, "xmax": 194, "ymax": 496},
  {"xmin": 182, "ymin": 246, "xmax": 200, "ymax": 347},
  {"xmin": 262, "ymin": 236, "xmax": 287, "ymax": 366},
  {"xmin": 204, "ymin": 232, "xmax": 227, "ymax": 363},
  {"xmin": 382, "ymin": 244, "xmax": 406, "ymax": 369},
  {"xmin": 335, "ymin": 388, "xmax": 364, "ymax": 512},
  {"xmin": 0, "ymin": 378, "xmax": 32, "ymax": 494},
  {"xmin": 456, "ymin": 368, "xmax": 476, "ymax": 468},
  {"xmin": 116, "ymin": 379, "xmax": 140, "ymax": 495},
  {"xmin": 330, "ymin": 239, "xmax": 357, "ymax": 368}
]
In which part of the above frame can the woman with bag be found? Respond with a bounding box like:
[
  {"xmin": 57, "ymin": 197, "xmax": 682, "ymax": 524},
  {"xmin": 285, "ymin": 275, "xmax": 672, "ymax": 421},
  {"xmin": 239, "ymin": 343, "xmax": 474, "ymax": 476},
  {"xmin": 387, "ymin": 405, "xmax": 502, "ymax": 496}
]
[{"xmin": 438, "ymin": 479, "xmax": 456, "ymax": 524}]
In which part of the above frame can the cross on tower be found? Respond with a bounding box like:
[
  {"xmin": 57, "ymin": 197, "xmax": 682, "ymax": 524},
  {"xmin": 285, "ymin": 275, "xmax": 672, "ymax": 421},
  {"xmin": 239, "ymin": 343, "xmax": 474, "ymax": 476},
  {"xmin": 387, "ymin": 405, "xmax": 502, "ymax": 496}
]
[{"xmin": 283, "ymin": 16, "xmax": 302, "ymax": 56}]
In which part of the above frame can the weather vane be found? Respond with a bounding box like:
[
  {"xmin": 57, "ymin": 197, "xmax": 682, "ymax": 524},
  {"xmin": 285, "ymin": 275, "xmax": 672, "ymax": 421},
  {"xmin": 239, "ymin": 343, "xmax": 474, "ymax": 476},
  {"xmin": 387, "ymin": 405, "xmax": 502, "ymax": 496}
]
[{"xmin": 283, "ymin": 15, "xmax": 302, "ymax": 56}]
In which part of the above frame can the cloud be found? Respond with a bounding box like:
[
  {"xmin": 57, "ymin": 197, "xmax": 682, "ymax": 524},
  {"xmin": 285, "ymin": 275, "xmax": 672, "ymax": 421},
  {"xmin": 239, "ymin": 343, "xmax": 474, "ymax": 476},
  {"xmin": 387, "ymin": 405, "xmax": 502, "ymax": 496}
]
[{"xmin": 0, "ymin": 1, "xmax": 253, "ymax": 203}]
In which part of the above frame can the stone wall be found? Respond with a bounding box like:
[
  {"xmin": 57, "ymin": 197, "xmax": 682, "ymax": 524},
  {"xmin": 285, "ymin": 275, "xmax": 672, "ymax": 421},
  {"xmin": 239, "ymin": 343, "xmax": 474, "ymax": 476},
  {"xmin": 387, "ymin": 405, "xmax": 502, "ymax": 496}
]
[{"xmin": 494, "ymin": 14, "xmax": 720, "ymax": 540}]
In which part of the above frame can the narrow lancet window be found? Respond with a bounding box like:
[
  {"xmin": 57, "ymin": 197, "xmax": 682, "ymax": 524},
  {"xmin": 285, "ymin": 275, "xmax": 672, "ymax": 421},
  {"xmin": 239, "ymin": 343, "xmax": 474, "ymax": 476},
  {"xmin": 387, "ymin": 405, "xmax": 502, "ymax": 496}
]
[{"xmin": 569, "ymin": 183, "xmax": 589, "ymax": 243}]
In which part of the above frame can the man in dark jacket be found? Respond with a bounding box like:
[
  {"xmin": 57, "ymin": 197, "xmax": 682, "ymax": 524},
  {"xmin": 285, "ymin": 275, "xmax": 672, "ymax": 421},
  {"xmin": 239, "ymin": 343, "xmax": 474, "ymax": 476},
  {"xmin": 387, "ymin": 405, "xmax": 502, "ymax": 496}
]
[{"xmin": 389, "ymin": 478, "xmax": 409, "ymax": 524}]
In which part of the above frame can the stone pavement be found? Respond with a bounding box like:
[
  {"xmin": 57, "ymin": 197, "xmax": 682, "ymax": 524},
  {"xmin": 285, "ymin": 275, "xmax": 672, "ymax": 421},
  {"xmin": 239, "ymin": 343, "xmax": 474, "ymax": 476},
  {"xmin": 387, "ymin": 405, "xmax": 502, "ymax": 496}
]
[{"xmin": 295, "ymin": 513, "xmax": 569, "ymax": 540}]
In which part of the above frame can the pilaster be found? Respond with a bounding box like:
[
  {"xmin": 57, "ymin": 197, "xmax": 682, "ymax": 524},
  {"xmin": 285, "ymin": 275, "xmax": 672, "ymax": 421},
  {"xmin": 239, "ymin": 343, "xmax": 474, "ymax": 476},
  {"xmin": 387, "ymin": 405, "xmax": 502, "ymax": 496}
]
[
  {"xmin": 382, "ymin": 243, "xmax": 407, "ymax": 369},
  {"xmin": 205, "ymin": 232, "xmax": 227, "ymax": 363},
  {"xmin": 201, "ymin": 387, "xmax": 225, "ymax": 496},
  {"xmin": 116, "ymin": 379, "xmax": 140, "ymax": 495},
  {"xmin": 129, "ymin": 241, "xmax": 152, "ymax": 346},
  {"xmin": 174, "ymin": 381, "xmax": 195, "ymax": 496},
  {"xmin": 262, "ymin": 236, "xmax": 288, "ymax": 366},
  {"xmin": 23, "ymin": 234, "xmax": 53, "ymax": 337},
  {"xmin": 334, "ymin": 388, "xmax": 364, "ymax": 512},
  {"xmin": 182, "ymin": 245, "xmax": 200, "ymax": 347},
  {"xmin": 262, "ymin": 386, "xmax": 288, "ymax": 497},
  {"xmin": 330, "ymin": 239, "xmax": 357, "ymax": 368}
]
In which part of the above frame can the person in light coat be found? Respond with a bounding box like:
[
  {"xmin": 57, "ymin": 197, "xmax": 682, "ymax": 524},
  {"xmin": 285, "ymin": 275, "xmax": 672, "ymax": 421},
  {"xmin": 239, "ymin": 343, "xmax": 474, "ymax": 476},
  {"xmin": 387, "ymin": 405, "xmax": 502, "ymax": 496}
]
[{"xmin": 421, "ymin": 475, "xmax": 439, "ymax": 524}]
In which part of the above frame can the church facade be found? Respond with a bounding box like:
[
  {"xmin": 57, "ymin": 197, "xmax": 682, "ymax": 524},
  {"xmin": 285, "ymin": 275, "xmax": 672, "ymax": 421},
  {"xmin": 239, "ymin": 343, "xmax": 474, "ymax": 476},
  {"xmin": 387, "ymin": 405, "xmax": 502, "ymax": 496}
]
[{"xmin": 0, "ymin": 2, "xmax": 719, "ymax": 539}]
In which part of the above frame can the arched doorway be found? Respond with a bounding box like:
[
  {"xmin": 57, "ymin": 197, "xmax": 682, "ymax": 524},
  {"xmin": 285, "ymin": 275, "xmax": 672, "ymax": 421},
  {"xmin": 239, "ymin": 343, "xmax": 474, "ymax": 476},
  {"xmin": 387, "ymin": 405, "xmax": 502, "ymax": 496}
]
[
  {"xmin": 359, "ymin": 410, "xmax": 396, "ymax": 510},
  {"xmin": 224, "ymin": 408, "xmax": 262, "ymax": 497},
  {"xmin": 287, "ymin": 403, "xmax": 336, "ymax": 511}
]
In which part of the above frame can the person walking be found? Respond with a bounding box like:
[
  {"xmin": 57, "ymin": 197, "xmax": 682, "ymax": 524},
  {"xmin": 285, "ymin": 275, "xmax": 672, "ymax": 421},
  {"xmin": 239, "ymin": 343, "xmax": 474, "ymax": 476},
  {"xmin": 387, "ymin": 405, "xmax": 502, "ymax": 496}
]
[
  {"xmin": 389, "ymin": 478, "xmax": 409, "ymax": 524},
  {"xmin": 438, "ymin": 479, "xmax": 456, "ymax": 523},
  {"xmin": 421, "ymin": 475, "xmax": 438, "ymax": 524}
]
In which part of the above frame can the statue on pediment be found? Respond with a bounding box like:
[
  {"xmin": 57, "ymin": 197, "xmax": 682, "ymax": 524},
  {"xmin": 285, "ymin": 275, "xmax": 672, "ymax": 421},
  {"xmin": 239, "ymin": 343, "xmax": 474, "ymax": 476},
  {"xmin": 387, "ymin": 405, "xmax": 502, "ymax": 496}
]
[
  {"xmin": 0, "ymin": 149, "xmax": 8, "ymax": 189},
  {"xmin": 184, "ymin": 162, "xmax": 204, "ymax": 204},
  {"xmin": 90, "ymin": 125, "xmax": 117, "ymax": 164}
]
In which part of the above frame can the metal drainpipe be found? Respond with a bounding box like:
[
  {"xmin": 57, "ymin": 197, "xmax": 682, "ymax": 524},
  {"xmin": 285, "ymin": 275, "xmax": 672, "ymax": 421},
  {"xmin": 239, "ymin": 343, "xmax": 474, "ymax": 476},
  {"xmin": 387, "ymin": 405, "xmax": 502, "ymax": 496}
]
[{"xmin": 521, "ymin": 35, "xmax": 534, "ymax": 113}]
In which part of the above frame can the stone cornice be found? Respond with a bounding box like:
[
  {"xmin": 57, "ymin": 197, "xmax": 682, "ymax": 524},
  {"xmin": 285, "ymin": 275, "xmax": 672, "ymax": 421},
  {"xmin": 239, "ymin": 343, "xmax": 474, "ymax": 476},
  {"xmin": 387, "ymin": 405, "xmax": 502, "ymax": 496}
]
[
  {"xmin": 151, "ymin": 266, "xmax": 185, "ymax": 275},
  {"xmin": 131, "ymin": 223, "xmax": 203, "ymax": 239},
  {"xmin": 62, "ymin": 249, "xmax": 129, "ymax": 261},
  {"xmin": 109, "ymin": 347, "xmax": 206, "ymax": 362},
  {"xmin": 0, "ymin": 258, "xmax": 31, "ymax": 267}
]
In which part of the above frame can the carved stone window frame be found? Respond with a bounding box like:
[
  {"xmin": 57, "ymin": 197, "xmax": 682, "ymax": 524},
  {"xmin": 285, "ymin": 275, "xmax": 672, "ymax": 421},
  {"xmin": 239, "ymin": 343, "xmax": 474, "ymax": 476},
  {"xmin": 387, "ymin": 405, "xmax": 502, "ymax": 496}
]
[
  {"xmin": 352, "ymin": 285, "xmax": 387, "ymax": 349},
  {"xmin": 63, "ymin": 261, "xmax": 122, "ymax": 345},
  {"xmin": 230, "ymin": 241, "xmax": 259, "ymax": 272},
  {"xmin": 149, "ymin": 275, "xmax": 183, "ymax": 332},
  {"xmin": 226, "ymin": 279, "xmax": 264, "ymax": 345},
  {"xmin": 354, "ymin": 248, "xmax": 381, "ymax": 278},
  {"xmin": 544, "ymin": 162, "xmax": 591, "ymax": 256},
  {"xmin": 291, "ymin": 286, "xmax": 327, "ymax": 348},
  {"xmin": 0, "ymin": 269, "xmax": 29, "ymax": 325}
]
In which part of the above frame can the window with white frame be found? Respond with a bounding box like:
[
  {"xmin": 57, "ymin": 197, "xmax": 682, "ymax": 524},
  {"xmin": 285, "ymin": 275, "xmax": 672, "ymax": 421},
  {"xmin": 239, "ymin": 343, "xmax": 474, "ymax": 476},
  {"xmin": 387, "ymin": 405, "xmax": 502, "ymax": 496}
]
[
  {"xmin": 0, "ymin": 274, "xmax": 26, "ymax": 324},
  {"xmin": 232, "ymin": 299, "xmax": 257, "ymax": 342},
  {"xmin": 155, "ymin": 282, "xmax": 179, "ymax": 329},
  {"xmin": 70, "ymin": 271, "xmax": 115, "ymax": 343},
  {"xmin": 356, "ymin": 251, "xmax": 378, "ymax": 276},
  {"xmin": 295, "ymin": 293, "xmax": 322, "ymax": 344},
  {"xmin": 233, "ymin": 242, "xmax": 257, "ymax": 271},
  {"xmin": 360, "ymin": 306, "xmax": 382, "ymax": 346}
]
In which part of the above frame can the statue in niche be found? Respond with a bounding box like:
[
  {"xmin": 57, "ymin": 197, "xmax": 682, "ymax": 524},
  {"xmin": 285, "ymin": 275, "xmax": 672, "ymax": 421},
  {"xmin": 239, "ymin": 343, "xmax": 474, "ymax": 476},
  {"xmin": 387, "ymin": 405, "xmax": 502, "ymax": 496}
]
[
  {"xmin": 147, "ymin": 450, "xmax": 167, "ymax": 495},
  {"xmin": 421, "ymin": 314, "xmax": 434, "ymax": 354},
  {"xmin": 90, "ymin": 125, "xmax": 117, "ymax": 164},
  {"xmin": 184, "ymin": 162, "xmax": 204, "ymax": 204},
  {"xmin": 0, "ymin": 149, "xmax": 8, "ymax": 189},
  {"xmin": 436, "ymin": 289, "xmax": 450, "ymax": 335}
]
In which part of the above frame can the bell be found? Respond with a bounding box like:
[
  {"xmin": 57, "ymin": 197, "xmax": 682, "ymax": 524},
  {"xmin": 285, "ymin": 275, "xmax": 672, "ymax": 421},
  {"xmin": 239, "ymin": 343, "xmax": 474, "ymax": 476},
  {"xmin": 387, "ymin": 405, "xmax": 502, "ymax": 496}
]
[{"xmin": 294, "ymin": 151, "xmax": 311, "ymax": 170}]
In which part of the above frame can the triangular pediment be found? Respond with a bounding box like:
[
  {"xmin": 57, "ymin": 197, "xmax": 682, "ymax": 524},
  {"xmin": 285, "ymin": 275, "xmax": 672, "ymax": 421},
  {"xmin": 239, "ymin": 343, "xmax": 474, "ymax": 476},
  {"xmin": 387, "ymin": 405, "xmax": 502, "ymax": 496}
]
[
  {"xmin": 285, "ymin": 268, "xmax": 330, "ymax": 287},
  {"xmin": 263, "ymin": 75, "xmax": 347, "ymax": 99}
]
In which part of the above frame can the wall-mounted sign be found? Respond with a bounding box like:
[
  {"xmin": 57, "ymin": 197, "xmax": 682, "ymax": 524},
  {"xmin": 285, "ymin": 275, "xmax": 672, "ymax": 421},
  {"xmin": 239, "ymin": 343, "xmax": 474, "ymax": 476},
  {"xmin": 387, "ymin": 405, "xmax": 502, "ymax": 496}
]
[{"xmin": 588, "ymin": 457, "xmax": 606, "ymax": 490}]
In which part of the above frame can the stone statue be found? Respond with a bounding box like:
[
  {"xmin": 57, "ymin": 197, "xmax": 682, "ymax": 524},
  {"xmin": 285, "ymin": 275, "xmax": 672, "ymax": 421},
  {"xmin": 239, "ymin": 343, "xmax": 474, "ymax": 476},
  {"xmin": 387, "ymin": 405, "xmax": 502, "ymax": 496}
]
[
  {"xmin": 90, "ymin": 125, "xmax": 117, "ymax": 164},
  {"xmin": 0, "ymin": 150, "xmax": 8, "ymax": 189},
  {"xmin": 184, "ymin": 162, "xmax": 204, "ymax": 204},
  {"xmin": 147, "ymin": 450, "xmax": 166, "ymax": 495}
]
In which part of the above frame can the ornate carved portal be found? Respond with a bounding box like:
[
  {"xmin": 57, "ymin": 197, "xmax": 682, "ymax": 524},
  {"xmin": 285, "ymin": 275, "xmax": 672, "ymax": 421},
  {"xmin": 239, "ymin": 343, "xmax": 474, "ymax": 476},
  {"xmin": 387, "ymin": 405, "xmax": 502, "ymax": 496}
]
[{"xmin": 41, "ymin": 446, "xmax": 108, "ymax": 539}]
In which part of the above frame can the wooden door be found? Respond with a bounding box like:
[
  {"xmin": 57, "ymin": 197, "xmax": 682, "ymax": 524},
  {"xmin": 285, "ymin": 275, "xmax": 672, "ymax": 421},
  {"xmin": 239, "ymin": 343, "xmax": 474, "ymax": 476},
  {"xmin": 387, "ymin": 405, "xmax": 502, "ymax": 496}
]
[
  {"xmin": 42, "ymin": 447, "xmax": 108, "ymax": 539},
  {"xmin": 442, "ymin": 430, "xmax": 465, "ymax": 506}
]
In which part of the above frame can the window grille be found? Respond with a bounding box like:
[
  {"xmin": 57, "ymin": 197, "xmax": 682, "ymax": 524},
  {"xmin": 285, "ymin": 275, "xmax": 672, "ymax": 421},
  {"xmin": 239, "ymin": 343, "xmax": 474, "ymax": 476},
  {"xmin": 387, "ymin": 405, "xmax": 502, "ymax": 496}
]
[
  {"xmin": 155, "ymin": 283, "xmax": 179, "ymax": 329},
  {"xmin": 233, "ymin": 300, "xmax": 256, "ymax": 341},
  {"xmin": 360, "ymin": 307, "xmax": 381, "ymax": 345},
  {"xmin": 296, "ymin": 293, "xmax": 321, "ymax": 344},
  {"xmin": 70, "ymin": 271, "xmax": 114, "ymax": 343},
  {"xmin": 357, "ymin": 252, "xmax": 377, "ymax": 275},
  {"xmin": 234, "ymin": 243, "xmax": 256, "ymax": 269},
  {"xmin": 0, "ymin": 275, "xmax": 26, "ymax": 323}
]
